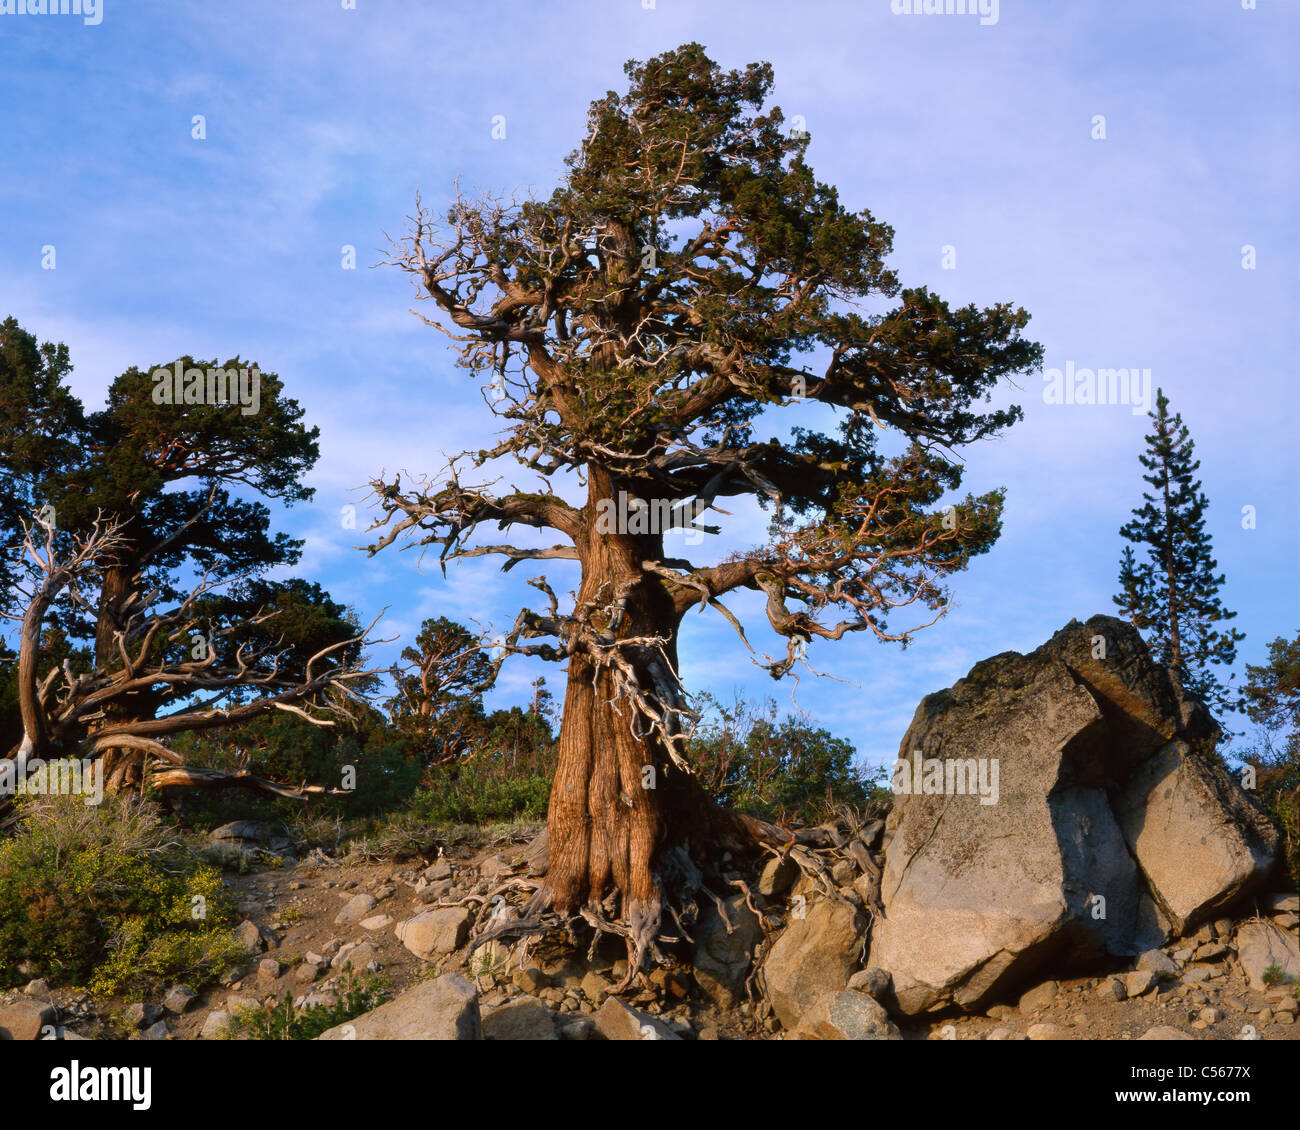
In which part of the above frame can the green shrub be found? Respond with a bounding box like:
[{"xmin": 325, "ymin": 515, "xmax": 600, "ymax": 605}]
[
  {"xmin": 166, "ymin": 712, "xmax": 428, "ymax": 826},
  {"xmin": 688, "ymin": 693, "xmax": 887, "ymax": 826},
  {"xmin": 410, "ymin": 767, "xmax": 551, "ymax": 826},
  {"xmin": 224, "ymin": 967, "xmax": 389, "ymax": 1040},
  {"xmin": 0, "ymin": 792, "xmax": 242, "ymax": 993},
  {"xmin": 405, "ymin": 728, "xmax": 556, "ymax": 827}
]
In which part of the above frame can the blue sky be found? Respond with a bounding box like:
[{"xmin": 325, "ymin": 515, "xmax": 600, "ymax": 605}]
[{"xmin": 1, "ymin": 0, "xmax": 1296, "ymax": 773}]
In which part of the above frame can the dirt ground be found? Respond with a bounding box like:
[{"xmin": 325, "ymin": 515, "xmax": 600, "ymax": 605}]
[{"xmin": 12, "ymin": 834, "xmax": 1299, "ymax": 1042}]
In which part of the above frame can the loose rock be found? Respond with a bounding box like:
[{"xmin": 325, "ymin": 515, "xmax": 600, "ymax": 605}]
[{"xmin": 317, "ymin": 974, "xmax": 481, "ymax": 1040}]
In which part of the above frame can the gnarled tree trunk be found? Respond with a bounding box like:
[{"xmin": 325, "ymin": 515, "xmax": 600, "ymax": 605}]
[
  {"xmin": 94, "ymin": 550, "xmax": 149, "ymax": 791},
  {"xmin": 529, "ymin": 474, "xmax": 760, "ymax": 974}
]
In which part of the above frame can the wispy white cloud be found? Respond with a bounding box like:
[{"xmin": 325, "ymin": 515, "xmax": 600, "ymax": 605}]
[{"xmin": 0, "ymin": 0, "xmax": 1293, "ymax": 756}]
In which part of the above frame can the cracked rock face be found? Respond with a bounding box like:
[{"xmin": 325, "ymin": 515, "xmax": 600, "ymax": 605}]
[{"xmin": 870, "ymin": 615, "xmax": 1278, "ymax": 1016}]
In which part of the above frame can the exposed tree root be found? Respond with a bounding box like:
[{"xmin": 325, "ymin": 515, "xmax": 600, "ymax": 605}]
[{"xmin": 460, "ymin": 804, "xmax": 889, "ymax": 1004}]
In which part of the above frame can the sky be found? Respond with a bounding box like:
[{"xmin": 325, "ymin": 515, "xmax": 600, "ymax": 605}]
[{"xmin": 1, "ymin": 0, "xmax": 1296, "ymax": 774}]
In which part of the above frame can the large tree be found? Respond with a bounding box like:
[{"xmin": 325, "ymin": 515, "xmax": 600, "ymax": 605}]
[
  {"xmin": 385, "ymin": 615, "xmax": 496, "ymax": 767},
  {"xmin": 1240, "ymin": 632, "xmax": 1300, "ymax": 887},
  {"xmin": 1243, "ymin": 632, "xmax": 1300, "ymax": 761},
  {"xmin": 39, "ymin": 355, "xmax": 320, "ymax": 783},
  {"xmin": 367, "ymin": 44, "xmax": 1043, "ymax": 977},
  {"xmin": 0, "ymin": 326, "xmax": 368, "ymax": 793},
  {"xmin": 1114, "ymin": 387, "xmax": 1243, "ymax": 715},
  {"xmin": 4, "ymin": 514, "xmax": 377, "ymax": 796},
  {"xmin": 52, "ymin": 356, "xmax": 318, "ymax": 667},
  {"xmin": 0, "ymin": 317, "xmax": 86, "ymax": 610}
]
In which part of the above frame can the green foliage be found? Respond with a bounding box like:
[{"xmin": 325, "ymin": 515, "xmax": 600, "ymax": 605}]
[
  {"xmin": 1258, "ymin": 772, "xmax": 1298, "ymax": 892},
  {"xmin": 0, "ymin": 316, "xmax": 86, "ymax": 610},
  {"xmin": 223, "ymin": 966, "xmax": 390, "ymax": 1040},
  {"xmin": 1243, "ymin": 633, "xmax": 1300, "ymax": 754},
  {"xmin": 1240, "ymin": 632, "xmax": 1300, "ymax": 889},
  {"xmin": 386, "ymin": 653, "xmax": 558, "ymax": 825},
  {"xmin": 687, "ymin": 692, "xmax": 885, "ymax": 825},
  {"xmin": 55, "ymin": 354, "xmax": 317, "ymax": 543},
  {"xmin": 410, "ymin": 766, "xmax": 552, "ymax": 826},
  {"xmin": 167, "ymin": 708, "xmax": 423, "ymax": 831},
  {"xmin": 159, "ymin": 642, "xmax": 556, "ymax": 845},
  {"xmin": 1114, "ymin": 388, "xmax": 1243, "ymax": 717},
  {"xmin": 88, "ymin": 874, "xmax": 246, "ymax": 998},
  {"xmin": 184, "ymin": 578, "xmax": 371, "ymax": 699},
  {"xmin": 1261, "ymin": 964, "xmax": 1285, "ymax": 988},
  {"xmin": 410, "ymin": 713, "xmax": 556, "ymax": 825},
  {"xmin": 2, "ymin": 339, "xmax": 323, "ymax": 698},
  {"xmin": 386, "ymin": 616, "xmax": 496, "ymax": 765},
  {"xmin": 0, "ymin": 793, "xmax": 242, "ymax": 992},
  {"xmin": 466, "ymin": 948, "xmax": 510, "ymax": 989},
  {"xmin": 0, "ymin": 641, "xmax": 18, "ymax": 748}
]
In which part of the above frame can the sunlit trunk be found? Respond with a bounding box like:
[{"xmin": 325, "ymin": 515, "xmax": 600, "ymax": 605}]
[{"xmin": 540, "ymin": 470, "xmax": 750, "ymax": 972}]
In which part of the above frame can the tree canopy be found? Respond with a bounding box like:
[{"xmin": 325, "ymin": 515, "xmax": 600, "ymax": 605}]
[{"xmin": 365, "ymin": 43, "xmax": 1045, "ymax": 974}]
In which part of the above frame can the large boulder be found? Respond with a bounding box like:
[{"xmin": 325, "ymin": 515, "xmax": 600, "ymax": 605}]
[
  {"xmin": 208, "ymin": 820, "xmax": 295, "ymax": 858},
  {"xmin": 317, "ymin": 973, "xmax": 481, "ymax": 1040},
  {"xmin": 1114, "ymin": 742, "xmax": 1279, "ymax": 934},
  {"xmin": 871, "ymin": 615, "xmax": 1277, "ymax": 1016},
  {"xmin": 0, "ymin": 1000, "xmax": 56, "ymax": 1041},
  {"xmin": 691, "ymin": 893, "xmax": 764, "ymax": 1008},
  {"xmin": 482, "ymin": 999, "xmax": 558, "ymax": 1040},
  {"xmin": 334, "ymin": 893, "xmax": 378, "ymax": 926},
  {"xmin": 761, "ymin": 897, "xmax": 864, "ymax": 1030}
]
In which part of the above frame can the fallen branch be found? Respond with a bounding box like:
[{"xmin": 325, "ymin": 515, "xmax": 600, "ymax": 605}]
[{"xmin": 150, "ymin": 765, "xmax": 352, "ymax": 800}]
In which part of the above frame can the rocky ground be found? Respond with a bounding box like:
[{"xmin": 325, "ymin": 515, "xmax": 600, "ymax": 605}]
[
  {"xmin": 3, "ymin": 615, "xmax": 1298, "ymax": 1042},
  {"xmin": 1, "ymin": 824, "xmax": 1295, "ymax": 1042}
]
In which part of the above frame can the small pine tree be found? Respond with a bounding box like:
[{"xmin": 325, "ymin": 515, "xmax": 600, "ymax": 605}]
[{"xmin": 1114, "ymin": 387, "xmax": 1243, "ymax": 716}]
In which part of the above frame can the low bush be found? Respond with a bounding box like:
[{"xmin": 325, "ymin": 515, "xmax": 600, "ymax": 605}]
[
  {"xmin": 224, "ymin": 967, "xmax": 389, "ymax": 1040},
  {"xmin": 688, "ymin": 693, "xmax": 888, "ymax": 826},
  {"xmin": 409, "ymin": 765, "xmax": 552, "ymax": 826},
  {"xmin": 0, "ymin": 792, "xmax": 243, "ymax": 993}
]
